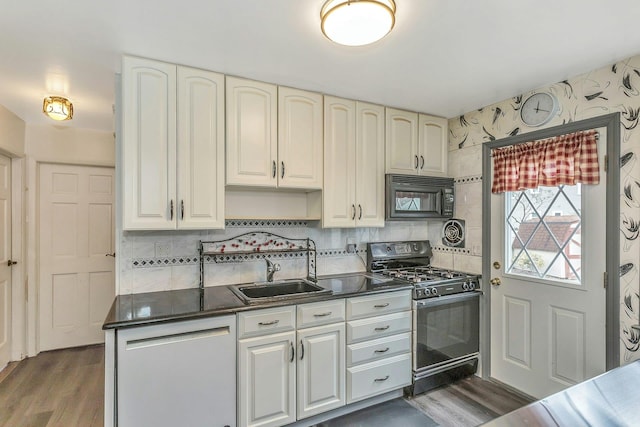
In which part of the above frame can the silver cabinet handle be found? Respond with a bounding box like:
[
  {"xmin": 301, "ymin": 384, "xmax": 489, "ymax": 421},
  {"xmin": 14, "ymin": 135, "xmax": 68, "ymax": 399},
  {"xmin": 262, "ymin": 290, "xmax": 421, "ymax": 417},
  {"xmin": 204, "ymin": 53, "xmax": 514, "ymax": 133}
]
[
  {"xmin": 281, "ymin": 161, "xmax": 285, "ymax": 179},
  {"xmin": 374, "ymin": 375, "xmax": 390, "ymax": 382},
  {"xmin": 7, "ymin": 259, "xmax": 18, "ymax": 265},
  {"xmin": 258, "ymin": 320, "xmax": 279, "ymax": 326},
  {"xmin": 374, "ymin": 303, "xmax": 389, "ymax": 308},
  {"xmin": 181, "ymin": 200, "xmax": 184, "ymax": 220},
  {"xmin": 105, "ymin": 253, "xmax": 115, "ymax": 258},
  {"xmin": 272, "ymin": 160, "xmax": 276, "ymax": 178},
  {"xmin": 420, "ymin": 155, "xmax": 425, "ymax": 169},
  {"xmin": 374, "ymin": 347, "xmax": 390, "ymax": 354},
  {"xmin": 313, "ymin": 312, "xmax": 332, "ymax": 317},
  {"xmin": 352, "ymin": 204, "xmax": 356, "ymax": 220},
  {"xmin": 290, "ymin": 341, "xmax": 294, "ymax": 363},
  {"xmin": 375, "ymin": 325, "xmax": 390, "ymax": 331},
  {"xmin": 414, "ymin": 155, "xmax": 418, "ymax": 169},
  {"xmin": 300, "ymin": 339, "xmax": 305, "ymax": 360},
  {"xmin": 170, "ymin": 199, "xmax": 174, "ymax": 220}
]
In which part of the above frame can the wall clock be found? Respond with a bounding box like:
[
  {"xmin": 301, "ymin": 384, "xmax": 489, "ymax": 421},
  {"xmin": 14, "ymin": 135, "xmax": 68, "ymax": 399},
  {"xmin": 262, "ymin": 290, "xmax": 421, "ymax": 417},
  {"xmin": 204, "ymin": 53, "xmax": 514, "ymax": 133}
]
[{"xmin": 520, "ymin": 92, "xmax": 559, "ymax": 127}]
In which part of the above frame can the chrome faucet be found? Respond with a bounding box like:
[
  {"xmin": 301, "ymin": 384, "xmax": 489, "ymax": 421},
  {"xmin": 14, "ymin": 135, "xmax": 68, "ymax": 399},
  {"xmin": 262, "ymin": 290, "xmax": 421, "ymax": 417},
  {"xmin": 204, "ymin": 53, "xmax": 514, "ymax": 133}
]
[{"xmin": 265, "ymin": 258, "xmax": 281, "ymax": 282}]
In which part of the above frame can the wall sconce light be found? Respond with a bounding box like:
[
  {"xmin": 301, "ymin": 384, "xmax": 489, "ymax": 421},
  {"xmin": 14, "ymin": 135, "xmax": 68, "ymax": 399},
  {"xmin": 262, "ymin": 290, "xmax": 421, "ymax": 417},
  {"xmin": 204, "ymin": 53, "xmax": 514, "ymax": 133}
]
[
  {"xmin": 321, "ymin": 0, "xmax": 396, "ymax": 47},
  {"xmin": 42, "ymin": 96, "xmax": 73, "ymax": 121}
]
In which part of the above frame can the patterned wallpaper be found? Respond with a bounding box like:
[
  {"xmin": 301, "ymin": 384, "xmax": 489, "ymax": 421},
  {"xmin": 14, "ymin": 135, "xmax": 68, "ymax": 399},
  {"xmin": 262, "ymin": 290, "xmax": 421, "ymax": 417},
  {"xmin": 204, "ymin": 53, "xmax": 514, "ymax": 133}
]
[{"xmin": 448, "ymin": 54, "xmax": 640, "ymax": 364}]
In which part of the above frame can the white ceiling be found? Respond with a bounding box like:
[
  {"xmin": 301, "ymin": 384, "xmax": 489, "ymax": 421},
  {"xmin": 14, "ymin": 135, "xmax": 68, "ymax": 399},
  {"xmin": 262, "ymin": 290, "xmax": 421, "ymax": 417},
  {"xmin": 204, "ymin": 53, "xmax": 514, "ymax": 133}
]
[{"xmin": 2, "ymin": 0, "xmax": 640, "ymax": 132}]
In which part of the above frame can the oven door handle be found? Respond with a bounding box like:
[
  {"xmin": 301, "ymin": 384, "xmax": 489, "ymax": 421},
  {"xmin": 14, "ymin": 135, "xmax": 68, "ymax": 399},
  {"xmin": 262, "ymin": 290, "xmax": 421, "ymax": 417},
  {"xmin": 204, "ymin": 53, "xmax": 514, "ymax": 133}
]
[{"xmin": 416, "ymin": 291, "xmax": 481, "ymax": 308}]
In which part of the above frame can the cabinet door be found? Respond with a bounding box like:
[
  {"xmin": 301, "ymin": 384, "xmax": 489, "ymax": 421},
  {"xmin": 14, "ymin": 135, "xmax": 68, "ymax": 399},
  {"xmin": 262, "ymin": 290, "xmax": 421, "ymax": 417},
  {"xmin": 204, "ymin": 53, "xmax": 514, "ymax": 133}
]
[
  {"xmin": 355, "ymin": 102, "xmax": 385, "ymax": 227},
  {"xmin": 117, "ymin": 316, "xmax": 236, "ymax": 427},
  {"xmin": 226, "ymin": 77, "xmax": 278, "ymax": 187},
  {"xmin": 278, "ymin": 87, "xmax": 323, "ymax": 189},
  {"xmin": 323, "ymin": 96, "xmax": 356, "ymax": 228},
  {"xmin": 297, "ymin": 323, "xmax": 346, "ymax": 419},
  {"xmin": 418, "ymin": 114, "xmax": 449, "ymax": 176},
  {"xmin": 238, "ymin": 331, "xmax": 296, "ymax": 427},
  {"xmin": 385, "ymin": 108, "xmax": 418, "ymax": 175},
  {"xmin": 177, "ymin": 66, "xmax": 225, "ymax": 229},
  {"xmin": 122, "ymin": 56, "xmax": 176, "ymax": 230}
]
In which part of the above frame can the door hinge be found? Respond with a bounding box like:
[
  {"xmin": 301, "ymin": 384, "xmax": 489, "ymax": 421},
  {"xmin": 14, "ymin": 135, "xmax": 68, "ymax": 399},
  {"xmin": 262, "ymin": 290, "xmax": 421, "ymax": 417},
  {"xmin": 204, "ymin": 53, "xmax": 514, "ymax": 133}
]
[
  {"xmin": 604, "ymin": 154, "xmax": 608, "ymax": 172},
  {"xmin": 603, "ymin": 271, "xmax": 608, "ymax": 289}
]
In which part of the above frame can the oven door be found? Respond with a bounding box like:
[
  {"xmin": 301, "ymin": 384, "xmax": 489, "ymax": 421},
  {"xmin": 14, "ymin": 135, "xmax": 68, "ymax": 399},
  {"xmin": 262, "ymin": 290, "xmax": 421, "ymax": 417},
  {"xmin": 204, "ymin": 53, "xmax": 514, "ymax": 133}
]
[{"xmin": 413, "ymin": 292, "xmax": 480, "ymax": 374}]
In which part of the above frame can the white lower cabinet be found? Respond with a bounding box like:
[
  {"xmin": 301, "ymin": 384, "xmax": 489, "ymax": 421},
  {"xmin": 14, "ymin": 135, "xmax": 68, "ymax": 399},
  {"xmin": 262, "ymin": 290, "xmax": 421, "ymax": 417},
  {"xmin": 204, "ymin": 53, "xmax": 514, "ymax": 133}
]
[
  {"xmin": 116, "ymin": 316, "xmax": 236, "ymax": 427},
  {"xmin": 297, "ymin": 323, "xmax": 346, "ymax": 419},
  {"xmin": 346, "ymin": 291, "xmax": 412, "ymax": 404},
  {"xmin": 238, "ymin": 331, "xmax": 297, "ymax": 427}
]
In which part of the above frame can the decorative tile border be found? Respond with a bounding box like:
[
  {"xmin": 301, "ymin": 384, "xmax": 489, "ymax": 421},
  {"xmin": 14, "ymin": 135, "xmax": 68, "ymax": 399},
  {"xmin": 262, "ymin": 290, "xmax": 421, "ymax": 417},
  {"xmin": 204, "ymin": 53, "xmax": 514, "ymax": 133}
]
[
  {"xmin": 454, "ymin": 175, "xmax": 482, "ymax": 185},
  {"xmin": 132, "ymin": 247, "xmax": 366, "ymax": 268},
  {"xmin": 432, "ymin": 245, "xmax": 472, "ymax": 255},
  {"xmin": 225, "ymin": 220, "xmax": 310, "ymax": 228}
]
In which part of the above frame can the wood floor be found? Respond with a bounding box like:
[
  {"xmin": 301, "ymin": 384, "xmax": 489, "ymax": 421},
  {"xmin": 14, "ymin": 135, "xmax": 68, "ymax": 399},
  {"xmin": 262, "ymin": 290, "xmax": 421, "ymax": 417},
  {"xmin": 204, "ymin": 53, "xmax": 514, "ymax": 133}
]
[
  {"xmin": 0, "ymin": 345, "xmax": 104, "ymax": 427},
  {"xmin": 0, "ymin": 345, "xmax": 532, "ymax": 427}
]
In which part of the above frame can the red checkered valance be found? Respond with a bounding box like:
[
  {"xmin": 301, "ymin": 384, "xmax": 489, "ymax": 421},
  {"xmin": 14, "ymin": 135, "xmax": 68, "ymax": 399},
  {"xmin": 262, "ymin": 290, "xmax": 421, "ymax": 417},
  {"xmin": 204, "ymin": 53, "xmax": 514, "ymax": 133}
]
[{"xmin": 491, "ymin": 130, "xmax": 600, "ymax": 194}]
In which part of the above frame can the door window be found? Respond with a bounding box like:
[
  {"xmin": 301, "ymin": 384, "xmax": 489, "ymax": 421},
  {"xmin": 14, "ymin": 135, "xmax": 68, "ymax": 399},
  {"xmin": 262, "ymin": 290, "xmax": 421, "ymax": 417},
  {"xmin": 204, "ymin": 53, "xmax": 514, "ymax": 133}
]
[{"xmin": 505, "ymin": 185, "xmax": 582, "ymax": 284}]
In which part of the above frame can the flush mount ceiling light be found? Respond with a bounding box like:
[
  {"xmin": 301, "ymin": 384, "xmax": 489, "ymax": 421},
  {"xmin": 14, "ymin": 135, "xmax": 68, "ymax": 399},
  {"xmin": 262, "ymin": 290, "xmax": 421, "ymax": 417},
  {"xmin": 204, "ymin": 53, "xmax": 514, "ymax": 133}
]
[
  {"xmin": 42, "ymin": 96, "xmax": 73, "ymax": 121},
  {"xmin": 321, "ymin": 0, "xmax": 396, "ymax": 47}
]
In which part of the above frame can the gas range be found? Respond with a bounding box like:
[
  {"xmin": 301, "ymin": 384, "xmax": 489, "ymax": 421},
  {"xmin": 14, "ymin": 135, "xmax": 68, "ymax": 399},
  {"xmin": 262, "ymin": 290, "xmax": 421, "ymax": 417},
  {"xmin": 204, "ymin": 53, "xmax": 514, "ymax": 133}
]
[{"xmin": 367, "ymin": 240, "xmax": 480, "ymax": 300}]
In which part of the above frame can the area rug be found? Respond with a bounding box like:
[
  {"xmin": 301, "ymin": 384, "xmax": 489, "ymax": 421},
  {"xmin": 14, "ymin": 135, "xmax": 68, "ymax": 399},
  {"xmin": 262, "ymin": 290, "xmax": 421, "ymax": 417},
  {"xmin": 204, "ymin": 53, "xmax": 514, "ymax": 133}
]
[{"xmin": 316, "ymin": 398, "xmax": 439, "ymax": 427}]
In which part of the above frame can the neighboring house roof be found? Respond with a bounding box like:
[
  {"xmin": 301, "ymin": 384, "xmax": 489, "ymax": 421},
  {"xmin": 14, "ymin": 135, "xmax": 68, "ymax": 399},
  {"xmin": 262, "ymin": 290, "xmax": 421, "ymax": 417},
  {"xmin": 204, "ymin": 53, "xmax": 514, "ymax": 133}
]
[{"xmin": 512, "ymin": 215, "xmax": 580, "ymax": 252}]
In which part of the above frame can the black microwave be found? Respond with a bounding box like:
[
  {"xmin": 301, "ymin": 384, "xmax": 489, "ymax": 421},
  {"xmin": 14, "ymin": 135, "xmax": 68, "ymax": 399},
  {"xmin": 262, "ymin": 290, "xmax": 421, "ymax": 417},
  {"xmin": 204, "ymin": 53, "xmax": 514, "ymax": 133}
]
[{"xmin": 385, "ymin": 174, "xmax": 454, "ymax": 220}]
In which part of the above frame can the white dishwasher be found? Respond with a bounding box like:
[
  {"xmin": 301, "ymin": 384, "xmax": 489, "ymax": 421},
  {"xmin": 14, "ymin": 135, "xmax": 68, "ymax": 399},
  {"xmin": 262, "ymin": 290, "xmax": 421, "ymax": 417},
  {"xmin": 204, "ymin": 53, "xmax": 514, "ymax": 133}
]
[{"xmin": 117, "ymin": 315, "xmax": 236, "ymax": 427}]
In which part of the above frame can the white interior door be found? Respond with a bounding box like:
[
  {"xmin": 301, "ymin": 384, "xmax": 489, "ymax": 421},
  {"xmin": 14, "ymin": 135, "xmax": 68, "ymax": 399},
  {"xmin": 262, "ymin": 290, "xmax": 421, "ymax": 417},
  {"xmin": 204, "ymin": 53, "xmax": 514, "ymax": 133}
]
[
  {"xmin": 39, "ymin": 164, "xmax": 115, "ymax": 351},
  {"xmin": 0, "ymin": 155, "xmax": 11, "ymax": 369},
  {"xmin": 489, "ymin": 130, "xmax": 607, "ymax": 399}
]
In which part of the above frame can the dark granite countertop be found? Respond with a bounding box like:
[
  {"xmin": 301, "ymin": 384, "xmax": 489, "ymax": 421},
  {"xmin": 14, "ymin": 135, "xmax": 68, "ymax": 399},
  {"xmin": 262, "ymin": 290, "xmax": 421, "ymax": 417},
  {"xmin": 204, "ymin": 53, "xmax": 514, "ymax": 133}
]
[{"xmin": 103, "ymin": 273, "xmax": 413, "ymax": 330}]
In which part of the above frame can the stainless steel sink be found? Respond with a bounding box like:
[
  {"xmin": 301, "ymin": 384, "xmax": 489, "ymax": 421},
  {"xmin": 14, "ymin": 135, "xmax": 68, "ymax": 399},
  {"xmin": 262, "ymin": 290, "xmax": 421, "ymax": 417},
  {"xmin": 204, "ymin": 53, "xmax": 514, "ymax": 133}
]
[{"xmin": 230, "ymin": 279, "xmax": 331, "ymax": 304}]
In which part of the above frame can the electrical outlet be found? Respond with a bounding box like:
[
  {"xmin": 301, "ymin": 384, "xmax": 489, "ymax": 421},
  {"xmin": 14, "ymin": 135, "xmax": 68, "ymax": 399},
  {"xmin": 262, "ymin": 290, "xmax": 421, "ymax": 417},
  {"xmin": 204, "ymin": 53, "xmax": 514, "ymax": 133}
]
[
  {"xmin": 346, "ymin": 238, "xmax": 356, "ymax": 253},
  {"xmin": 155, "ymin": 242, "xmax": 171, "ymax": 258}
]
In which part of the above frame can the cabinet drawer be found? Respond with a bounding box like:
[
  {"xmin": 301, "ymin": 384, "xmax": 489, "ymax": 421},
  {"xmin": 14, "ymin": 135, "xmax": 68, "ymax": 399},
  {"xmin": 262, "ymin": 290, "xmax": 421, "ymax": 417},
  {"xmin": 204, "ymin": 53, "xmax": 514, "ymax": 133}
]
[
  {"xmin": 346, "ymin": 290, "xmax": 411, "ymax": 320},
  {"xmin": 347, "ymin": 311, "xmax": 411, "ymax": 344},
  {"xmin": 347, "ymin": 332, "xmax": 411, "ymax": 367},
  {"xmin": 237, "ymin": 306, "xmax": 296, "ymax": 339},
  {"xmin": 347, "ymin": 353, "xmax": 411, "ymax": 404},
  {"xmin": 297, "ymin": 299, "xmax": 346, "ymax": 329}
]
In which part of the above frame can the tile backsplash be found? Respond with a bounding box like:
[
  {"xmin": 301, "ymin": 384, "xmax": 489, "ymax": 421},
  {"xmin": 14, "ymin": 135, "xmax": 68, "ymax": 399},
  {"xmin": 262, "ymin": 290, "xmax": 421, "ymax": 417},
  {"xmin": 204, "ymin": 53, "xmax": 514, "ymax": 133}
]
[{"xmin": 117, "ymin": 220, "xmax": 474, "ymax": 294}]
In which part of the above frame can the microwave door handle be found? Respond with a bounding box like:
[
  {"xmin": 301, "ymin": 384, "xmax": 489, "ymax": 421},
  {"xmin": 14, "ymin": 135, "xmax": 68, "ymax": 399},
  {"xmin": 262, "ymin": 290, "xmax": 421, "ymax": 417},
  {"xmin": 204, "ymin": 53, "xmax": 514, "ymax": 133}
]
[{"xmin": 437, "ymin": 189, "xmax": 443, "ymax": 215}]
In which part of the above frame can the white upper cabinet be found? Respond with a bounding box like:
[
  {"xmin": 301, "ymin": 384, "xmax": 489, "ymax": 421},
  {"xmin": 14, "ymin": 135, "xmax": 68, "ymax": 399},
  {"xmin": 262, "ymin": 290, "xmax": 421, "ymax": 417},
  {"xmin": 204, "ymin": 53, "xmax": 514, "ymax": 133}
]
[
  {"xmin": 323, "ymin": 97, "xmax": 385, "ymax": 228},
  {"xmin": 418, "ymin": 114, "xmax": 448, "ymax": 176},
  {"xmin": 226, "ymin": 77, "xmax": 278, "ymax": 187},
  {"xmin": 355, "ymin": 102, "xmax": 385, "ymax": 227},
  {"xmin": 122, "ymin": 56, "xmax": 176, "ymax": 230},
  {"xmin": 122, "ymin": 56, "xmax": 225, "ymax": 230},
  {"xmin": 176, "ymin": 67, "xmax": 225, "ymax": 229},
  {"xmin": 386, "ymin": 107, "xmax": 449, "ymax": 176},
  {"xmin": 226, "ymin": 78, "xmax": 323, "ymax": 189},
  {"xmin": 385, "ymin": 108, "xmax": 418, "ymax": 175},
  {"xmin": 278, "ymin": 87, "xmax": 323, "ymax": 189}
]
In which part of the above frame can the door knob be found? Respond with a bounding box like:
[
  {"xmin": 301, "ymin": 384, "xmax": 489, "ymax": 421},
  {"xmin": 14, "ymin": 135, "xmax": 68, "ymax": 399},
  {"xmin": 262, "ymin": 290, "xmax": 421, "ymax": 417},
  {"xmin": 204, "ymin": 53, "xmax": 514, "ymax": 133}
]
[
  {"xmin": 490, "ymin": 277, "xmax": 501, "ymax": 286},
  {"xmin": 106, "ymin": 253, "xmax": 116, "ymax": 257},
  {"xmin": 7, "ymin": 260, "xmax": 17, "ymax": 266},
  {"xmin": 493, "ymin": 261, "xmax": 501, "ymax": 269}
]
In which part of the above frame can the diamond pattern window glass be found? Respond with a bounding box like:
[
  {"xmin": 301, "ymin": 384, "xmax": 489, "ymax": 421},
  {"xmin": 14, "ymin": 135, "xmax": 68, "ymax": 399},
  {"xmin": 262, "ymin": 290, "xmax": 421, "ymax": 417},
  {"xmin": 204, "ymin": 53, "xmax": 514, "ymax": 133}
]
[{"xmin": 505, "ymin": 185, "xmax": 582, "ymax": 284}]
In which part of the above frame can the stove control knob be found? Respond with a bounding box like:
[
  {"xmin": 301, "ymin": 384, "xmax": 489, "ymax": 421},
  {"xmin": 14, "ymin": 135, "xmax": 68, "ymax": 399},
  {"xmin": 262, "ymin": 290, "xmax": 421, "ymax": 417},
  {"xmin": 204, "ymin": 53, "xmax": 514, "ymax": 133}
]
[
  {"xmin": 386, "ymin": 246, "xmax": 392, "ymax": 252},
  {"xmin": 462, "ymin": 282, "xmax": 469, "ymax": 291},
  {"xmin": 431, "ymin": 287, "xmax": 438, "ymax": 295},
  {"xmin": 469, "ymin": 281, "xmax": 476, "ymax": 290},
  {"xmin": 424, "ymin": 288, "xmax": 431, "ymax": 296}
]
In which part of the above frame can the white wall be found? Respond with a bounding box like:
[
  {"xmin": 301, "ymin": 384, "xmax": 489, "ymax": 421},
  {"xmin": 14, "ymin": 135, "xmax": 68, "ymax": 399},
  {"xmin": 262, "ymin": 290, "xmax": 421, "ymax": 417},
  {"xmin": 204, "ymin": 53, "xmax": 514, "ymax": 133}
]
[{"xmin": 0, "ymin": 104, "xmax": 25, "ymax": 156}]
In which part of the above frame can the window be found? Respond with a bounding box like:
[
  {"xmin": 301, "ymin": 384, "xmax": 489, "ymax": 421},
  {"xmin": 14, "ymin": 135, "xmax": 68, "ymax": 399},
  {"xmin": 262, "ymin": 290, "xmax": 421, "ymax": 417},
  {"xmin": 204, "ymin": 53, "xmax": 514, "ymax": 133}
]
[{"xmin": 506, "ymin": 185, "xmax": 581, "ymax": 284}]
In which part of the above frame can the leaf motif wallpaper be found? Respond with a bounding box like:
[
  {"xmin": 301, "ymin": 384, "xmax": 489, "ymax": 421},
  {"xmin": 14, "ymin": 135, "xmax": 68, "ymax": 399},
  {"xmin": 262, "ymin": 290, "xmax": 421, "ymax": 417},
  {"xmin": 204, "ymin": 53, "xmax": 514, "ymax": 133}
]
[{"xmin": 448, "ymin": 55, "xmax": 640, "ymax": 364}]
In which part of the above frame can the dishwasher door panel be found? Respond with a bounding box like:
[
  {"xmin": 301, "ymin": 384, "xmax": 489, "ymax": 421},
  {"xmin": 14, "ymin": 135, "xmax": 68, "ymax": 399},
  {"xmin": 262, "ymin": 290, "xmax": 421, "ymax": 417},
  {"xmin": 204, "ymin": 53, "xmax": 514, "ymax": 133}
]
[{"xmin": 117, "ymin": 315, "xmax": 236, "ymax": 427}]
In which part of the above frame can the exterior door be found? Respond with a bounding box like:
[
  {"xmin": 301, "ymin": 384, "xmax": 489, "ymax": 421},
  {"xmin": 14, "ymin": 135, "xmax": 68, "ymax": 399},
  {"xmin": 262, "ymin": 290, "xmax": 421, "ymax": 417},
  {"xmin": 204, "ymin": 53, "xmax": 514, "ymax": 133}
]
[
  {"xmin": 39, "ymin": 164, "xmax": 115, "ymax": 351},
  {"xmin": 0, "ymin": 155, "xmax": 10, "ymax": 369},
  {"xmin": 489, "ymin": 130, "xmax": 606, "ymax": 399}
]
